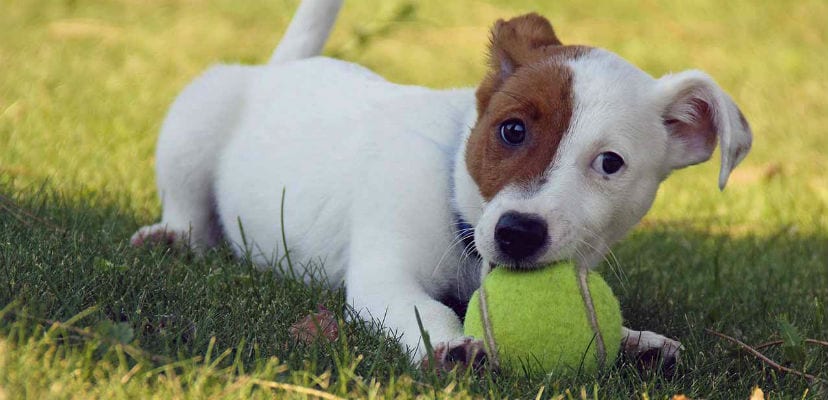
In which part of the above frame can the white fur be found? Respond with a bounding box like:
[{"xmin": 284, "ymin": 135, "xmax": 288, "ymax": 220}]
[{"xmin": 133, "ymin": 1, "xmax": 751, "ymax": 363}]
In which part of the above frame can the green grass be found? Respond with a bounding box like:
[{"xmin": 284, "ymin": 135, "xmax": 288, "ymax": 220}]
[{"xmin": 1, "ymin": 0, "xmax": 827, "ymax": 398}]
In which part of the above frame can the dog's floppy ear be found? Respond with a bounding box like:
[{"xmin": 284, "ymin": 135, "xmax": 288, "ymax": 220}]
[
  {"xmin": 656, "ymin": 70, "xmax": 752, "ymax": 189},
  {"xmin": 476, "ymin": 13, "xmax": 562, "ymax": 114}
]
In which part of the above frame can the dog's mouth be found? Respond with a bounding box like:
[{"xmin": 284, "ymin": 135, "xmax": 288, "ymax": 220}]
[
  {"xmin": 487, "ymin": 259, "xmax": 546, "ymax": 271},
  {"xmin": 486, "ymin": 248, "xmax": 577, "ymax": 271}
]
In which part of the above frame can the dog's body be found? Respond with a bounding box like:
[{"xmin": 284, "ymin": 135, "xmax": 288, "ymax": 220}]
[{"xmin": 133, "ymin": 0, "xmax": 752, "ymax": 365}]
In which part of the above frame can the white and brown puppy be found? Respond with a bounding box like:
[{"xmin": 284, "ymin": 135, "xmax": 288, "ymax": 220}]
[{"xmin": 132, "ymin": 0, "xmax": 751, "ymax": 367}]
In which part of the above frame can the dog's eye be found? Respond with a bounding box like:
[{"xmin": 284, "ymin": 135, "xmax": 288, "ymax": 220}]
[
  {"xmin": 499, "ymin": 119, "xmax": 526, "ymax": 146},
  {"xmin": 592, "ymin": 152, "xmax": 625, "ymax": 175}
]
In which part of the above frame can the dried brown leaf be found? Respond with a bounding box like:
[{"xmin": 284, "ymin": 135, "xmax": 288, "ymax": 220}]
[{"xmin": 289, "ymin": 306, "xmax": 339, "ymax": 344}]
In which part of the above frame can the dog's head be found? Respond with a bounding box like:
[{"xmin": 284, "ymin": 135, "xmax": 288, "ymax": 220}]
[{"xmin": 455, "ymin": 14, "xmax": 752, "ymax": 268}]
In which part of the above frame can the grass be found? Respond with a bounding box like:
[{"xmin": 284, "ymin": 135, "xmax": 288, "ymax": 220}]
[{"xmin": 1, "ymin": 0, "xmax": 827, "ymax": 397}]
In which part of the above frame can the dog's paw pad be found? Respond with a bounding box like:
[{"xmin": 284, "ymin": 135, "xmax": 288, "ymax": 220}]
[
  {"xmin": 130, "ymin": 224, "xmax": 183, "ymax": 247},
  {"xmin": 422, "ymin": 337, "xmax": 488, "ymax": 373},
  {"xmin": 633, "ymin": 346, "xmax": 678, "ymax": 378}
]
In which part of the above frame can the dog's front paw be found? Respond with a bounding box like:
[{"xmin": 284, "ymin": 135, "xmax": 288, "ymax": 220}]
[
  {"xmin": 421, "ymin": 337, "xmax": 488, "ymax": 373},
  {"xmin": 622, "ymin": 328, "xmax": 683, "ymax": 378},
  {"xmin": 130, "ymin": 224, "xmax": 186, "ymax": 247}
]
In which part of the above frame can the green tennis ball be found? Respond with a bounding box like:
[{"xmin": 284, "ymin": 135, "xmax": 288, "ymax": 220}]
[{"xmin": 464, "ymin": 262, "xmax": 622, "ymax": 374}]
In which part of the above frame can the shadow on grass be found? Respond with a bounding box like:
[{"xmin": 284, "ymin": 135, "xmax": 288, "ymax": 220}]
[
  {"xmin": 0, "ymin": 184, "xmax": 412, "ymax": 381},
  {"xmin": 1, "ymin": 183, "xmax": 826, "ymax": 397}
]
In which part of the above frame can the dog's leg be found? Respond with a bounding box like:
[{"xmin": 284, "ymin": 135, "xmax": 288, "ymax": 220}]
[
  {"xmin": 621, "ymin": 326, "xmax": 682, "ymax": 375},
  {"xmin": 132, "ymin": 139, "xmax": 221, "ymax": 250},
  {"xmin": 131, "ymin": 66, "xmax": 250, "ymax": 250},
  {"xmin": 345, "ymin": 234, "xmax": 485, "ymax": 368}
]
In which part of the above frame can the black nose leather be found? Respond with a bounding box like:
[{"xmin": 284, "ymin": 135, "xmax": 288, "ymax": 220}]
[{"xmin": 494, "ymin": 212, "xmax": 548, "ymax": 261}]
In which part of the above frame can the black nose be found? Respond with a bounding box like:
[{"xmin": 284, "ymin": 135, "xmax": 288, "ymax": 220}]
[{"xmin": 494, "ymin": 212, "xmax": 548, "ymax": 261}]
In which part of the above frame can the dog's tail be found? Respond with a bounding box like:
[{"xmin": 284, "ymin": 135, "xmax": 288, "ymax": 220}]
[{"xmin": 269, "ymin": 0, "xmax": 344, "ymax": 64}]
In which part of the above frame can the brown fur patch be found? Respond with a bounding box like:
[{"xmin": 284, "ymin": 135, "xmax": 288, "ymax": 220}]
[
  {"xmin": 476, "ymin": 13, "xmax": 561, "ymax": 116},
  {"xmin": 466, "ymin": 14, "xmax": 590, "ymax": 200}
]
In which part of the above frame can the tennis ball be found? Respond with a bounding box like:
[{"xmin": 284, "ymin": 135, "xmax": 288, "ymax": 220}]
[{"xmin": 464, "ymin": 262, "xmax": 622, "ymax": 374}]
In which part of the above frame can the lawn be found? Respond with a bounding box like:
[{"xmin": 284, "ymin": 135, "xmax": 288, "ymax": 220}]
[{"xmin": 1, "ymin": 0, "xmax": 827, "ymax": 398}]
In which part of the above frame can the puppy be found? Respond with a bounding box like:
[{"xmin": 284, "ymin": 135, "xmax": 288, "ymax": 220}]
[{"xmin": 132, "ymin": 0, "xmax": 751, "ymax": 367}]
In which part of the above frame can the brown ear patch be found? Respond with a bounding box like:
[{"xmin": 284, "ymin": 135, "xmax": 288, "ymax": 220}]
[
  {"xmin": 466, "ymin": 61, "xmax": 580, "ymax": 200},
  {"xmin": 490, "ymin": 13, "xmax": 562, "ymax": 67},
  {"xmin": 476, "ymin": 13, "xmax": 572, "ymax": 115}
]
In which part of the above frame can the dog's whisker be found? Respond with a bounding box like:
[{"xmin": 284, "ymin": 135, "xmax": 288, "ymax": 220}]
[
  {"xmin": 570, "ymin": 227, "xmax": 626, "ymax": 290},
  {"xmin": 431, "ymin": 230, "xmax": 475, "ymax": 278},
  {"xmin": 432, "ymin": 235, "xmax": 468, "ymax": 275},
  {"xmin": 576, "ymin": 217, "xmax": 622, "ymax": 268},
  {"xmin": 572, "ymin": 229, "xmax": 612, "ymax": 265},
  {"xmin": 454, "ymin": 238, "xmax": 482, "ymax": 299},
  {"xmin": 458, "ymin": 238, "xmax": 478, "ymax": 265},
  {"xmin": 577, "ymin": 225, "xmax": 621, "ymax": 270}
]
